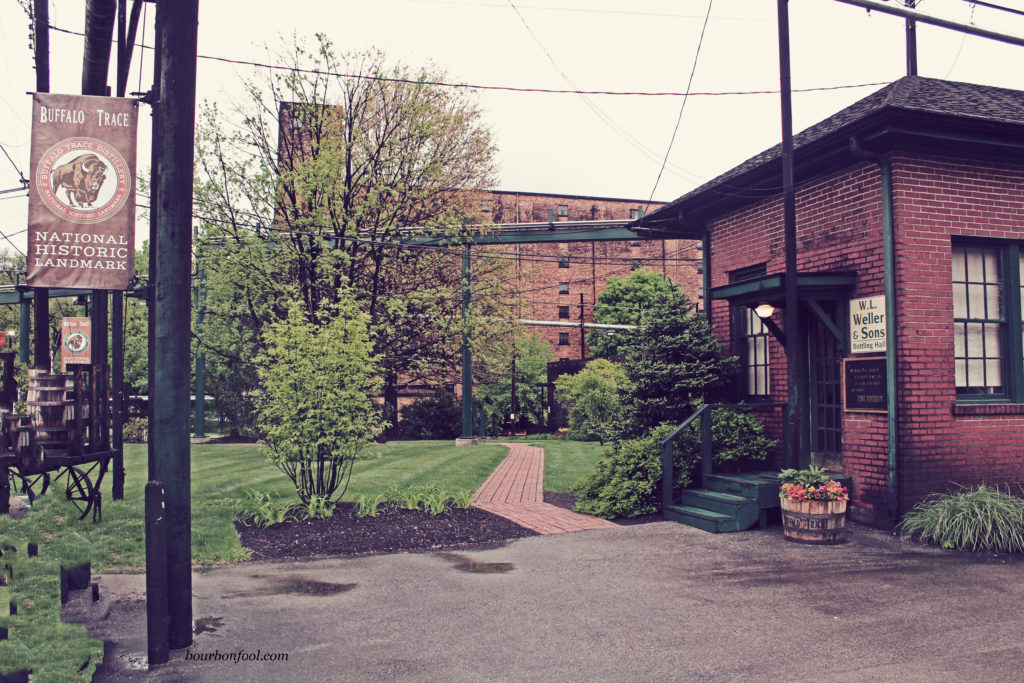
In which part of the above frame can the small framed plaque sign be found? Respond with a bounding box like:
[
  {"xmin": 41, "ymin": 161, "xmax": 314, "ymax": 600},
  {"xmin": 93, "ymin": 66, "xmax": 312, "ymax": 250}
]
[{"xmin": 844, "ymin": 356, "xmax": 887, "ymax": 413}]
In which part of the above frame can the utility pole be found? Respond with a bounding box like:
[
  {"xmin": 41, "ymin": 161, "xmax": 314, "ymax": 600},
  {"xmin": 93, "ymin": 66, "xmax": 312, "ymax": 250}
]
[
  {"xmin": 777, "ymin": 0, "xmax": 806, "ymax": 470},
  {"xmin": 578, "ymin": 293, "xmax": 586, "ymax": 359},
  {"xmin": 32, "ymin": 0, "xmax": 49, "ymax": 372},
  {"xmin": 150, "ymin": 0, "xmax": 199, "ymax": 652},
  {"xmin": 906, "ymin": 0, "xmax": 918, "ymax": 75},
  {"xmin": 83, "ymin": 0, "xmax": 114, "ymax": 435}
]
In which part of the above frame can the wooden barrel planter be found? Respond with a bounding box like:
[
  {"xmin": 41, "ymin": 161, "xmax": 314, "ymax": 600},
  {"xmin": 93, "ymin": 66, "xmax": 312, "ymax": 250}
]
[{"xmin": 780, "ymin": 498, "xmax": 847, "ymax": 544}]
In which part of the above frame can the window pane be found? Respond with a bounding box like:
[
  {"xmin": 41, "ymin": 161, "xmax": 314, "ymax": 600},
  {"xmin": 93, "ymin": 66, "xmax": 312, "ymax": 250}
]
[
  {"xmin": 968, "ymin": 284, "xmax": 985, "ymax": 317},
  {"xmin": 953, "ymin": 324, "xmax": 965, "ymax": 357},
  {"xmin": 968, "ymin": 358, "xmax": 985, "ymax": 387},
  {"xmin": 988, "ymin": 283, "xmax": 1004, "ymax": 318},
  {"xmin": 953, "ymin": 283, "xmax": 967, "ymax": 318},
  {"xmin": 984, "ymin": 323, "xmax": 1001, "ymax": 358},
  {"xmin": 967, "ymin": 322, "xmax": 983, "ymax": 351},
  {"xmin": 955, "ymin": 358, "xmax": 966, "ymax": 386},
  {"xmin": 966, "ymin": 247, "xmax": 984, "ymax": 280},
  {"xmin": 985, "ymin": 249, "xmax": 1000, "ymax": 281},
  {"xmin": 952, "ymin": 246, "xmax": 966, "ymax": 281},
  {"xmin": 987, "ymin": 359, "xmax": 1003, "ymax": 388}
]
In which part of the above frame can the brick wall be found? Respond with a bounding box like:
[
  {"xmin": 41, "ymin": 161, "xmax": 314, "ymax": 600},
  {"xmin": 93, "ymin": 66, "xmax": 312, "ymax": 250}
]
[{"xmin": 892, "ymin": 153, "xmax": 1024, "ymax": 507}]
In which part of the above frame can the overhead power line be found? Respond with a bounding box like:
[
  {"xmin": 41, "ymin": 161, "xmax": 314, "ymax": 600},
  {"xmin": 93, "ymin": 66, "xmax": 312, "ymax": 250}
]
[
  {"xmin": 647, "ymin": 0, "xmax": 714, "ymax": 209},
  {"xmin": 46, "ymin": 23, "xmax": 886, "ymax": 99}
]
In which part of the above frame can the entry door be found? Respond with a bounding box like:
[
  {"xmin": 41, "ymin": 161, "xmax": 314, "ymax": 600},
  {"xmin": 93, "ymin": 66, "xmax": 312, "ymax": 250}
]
[{"xmin": 807, "ymin": 303, "xmax": 842, "ymax": 461}]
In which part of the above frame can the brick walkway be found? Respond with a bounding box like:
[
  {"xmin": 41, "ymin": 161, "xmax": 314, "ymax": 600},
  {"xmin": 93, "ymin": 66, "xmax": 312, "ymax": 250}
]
[{"xmin": 473, "ymin": 443, "xmax": 618, "ymax": 535}]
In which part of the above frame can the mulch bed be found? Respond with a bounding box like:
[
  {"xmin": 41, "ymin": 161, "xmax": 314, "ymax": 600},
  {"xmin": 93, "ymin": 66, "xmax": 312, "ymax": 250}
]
[
  {"xmin": 238, "ymin": 494, "xmax": 663, "ymax": 562},
  {"xmin": 236, "ymin": 502, "xmax": 539, "ymax": 562}
]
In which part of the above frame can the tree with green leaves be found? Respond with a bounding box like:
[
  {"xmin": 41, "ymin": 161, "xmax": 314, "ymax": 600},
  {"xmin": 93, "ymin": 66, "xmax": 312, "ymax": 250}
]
[
  {"xmin": 554, "ymin": 358, "xmax": 629, "ymax": 443},
  {"xmin": 256, "ymin": 294, "xmax": 385, "ymax": 504},
  {"xmin": 622, "ymin": 290, "xmax": 737, "ymax": 434},
  {"xmin": 588, "ymin": 268, "xmax": 683, "ymax": 358},
  {"xmin": 193, "ymin": 34, "xmax": 515, "ymax": 436},
  {"xmin": 477, "ymin": 333, "xmax": 553, "ymax": 434}
]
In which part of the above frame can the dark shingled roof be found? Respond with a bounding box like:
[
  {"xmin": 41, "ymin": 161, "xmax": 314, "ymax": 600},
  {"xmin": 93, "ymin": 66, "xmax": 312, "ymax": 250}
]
[{"xmin": 648, "ymin": 76, "xmax": 1024, "ymax": 224}]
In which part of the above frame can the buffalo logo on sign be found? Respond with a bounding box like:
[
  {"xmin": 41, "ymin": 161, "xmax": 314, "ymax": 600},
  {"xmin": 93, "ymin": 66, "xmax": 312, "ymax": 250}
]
[{"xmin": 28, "ymin": 93, "xmax": 138, "ymax": 290}]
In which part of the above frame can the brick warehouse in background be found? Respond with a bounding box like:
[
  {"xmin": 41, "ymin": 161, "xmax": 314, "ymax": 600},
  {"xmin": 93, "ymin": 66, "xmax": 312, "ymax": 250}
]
[
  {"xmin": 475, "ymin": 191, "xmax": 700, "ymax": 361},
  {"xmin": 641, "ymin": 76, "xmax": 1024, "ymax": 527}
]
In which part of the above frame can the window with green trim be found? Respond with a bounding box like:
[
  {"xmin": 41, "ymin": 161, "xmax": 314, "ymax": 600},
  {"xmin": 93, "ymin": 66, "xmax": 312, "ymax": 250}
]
[
  {"xmin": 739, "ymin": 307, "xmax": 770, "ymax": 397},
  {"xmin": 951, "ymin": 241, "xmax": 1024, "ymax": 400}
]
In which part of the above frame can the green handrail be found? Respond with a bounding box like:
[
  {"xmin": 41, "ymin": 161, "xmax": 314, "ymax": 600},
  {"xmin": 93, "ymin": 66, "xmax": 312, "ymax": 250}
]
[{"xmin": 660, "ymin": 402, "xmax": 788, "ymax": 509}]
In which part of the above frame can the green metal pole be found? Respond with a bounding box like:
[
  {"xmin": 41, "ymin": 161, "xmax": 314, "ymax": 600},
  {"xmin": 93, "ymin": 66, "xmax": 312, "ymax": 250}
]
[
  {"xmin": 18, "ymin": 301, "xmax": 29, "ymax": 365},
  {"xmin": 461, "ymin": 243, "xmax": 473, "ymax": 439},
  {"xmin": 880, "ymin": 160, "xmax": 900, "ymax": 524},
  {"xmin": 193, "ymin": 253, "xmax": 205, "ymax": 438},
  {"xmin": 778, "ymin": 0, "xmax": 807, "ymax": 469},
  {"xmin": 111, "ymin": 292, "xmax": 124, "ymax": 499}
]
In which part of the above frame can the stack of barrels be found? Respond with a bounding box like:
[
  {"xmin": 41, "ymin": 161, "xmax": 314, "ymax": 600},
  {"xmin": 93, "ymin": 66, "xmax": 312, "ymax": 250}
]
[{"xmin": 25, "ymin": 369, "xmax": 74, "ymax": 465}]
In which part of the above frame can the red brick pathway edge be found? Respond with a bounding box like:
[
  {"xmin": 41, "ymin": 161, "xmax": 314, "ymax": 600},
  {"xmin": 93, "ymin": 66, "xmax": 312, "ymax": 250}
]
[{"xmin": 473, "ymin": 443, "xmax": 618, "ymax": 535}]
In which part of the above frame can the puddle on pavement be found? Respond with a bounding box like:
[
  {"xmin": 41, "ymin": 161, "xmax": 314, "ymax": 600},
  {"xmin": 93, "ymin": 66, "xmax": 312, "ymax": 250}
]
[
  {"xmin": 194, "ymin": 616, "xmax": 224, "ymax": 635},
  {"xmin": 228, "ymin": 575, "xmax": 357, "ymax": 597},
  {"xmin": 437, "ymin": 552, "xmax": 514, "ymax": 574}
]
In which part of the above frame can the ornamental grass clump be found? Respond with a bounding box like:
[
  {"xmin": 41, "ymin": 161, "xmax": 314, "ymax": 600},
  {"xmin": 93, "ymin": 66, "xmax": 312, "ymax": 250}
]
[{"xmin": 898, "ymin": 484, "xmax": 1024, "ymax": 553}]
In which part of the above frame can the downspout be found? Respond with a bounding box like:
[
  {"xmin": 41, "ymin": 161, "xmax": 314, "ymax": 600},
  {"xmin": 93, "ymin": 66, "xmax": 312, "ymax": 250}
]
[
  {"xmin": 850, "ymin": 136, "xmax": 900, "ymax": 525},
  {"xmin": 701, "ymin": 225, "xmax": 711, "ymax": 320}
]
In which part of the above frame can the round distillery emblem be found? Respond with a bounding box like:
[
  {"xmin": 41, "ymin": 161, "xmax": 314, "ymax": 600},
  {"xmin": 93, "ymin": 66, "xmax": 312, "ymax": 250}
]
[
  {"xmin": 64, "ymin": 330, "xmax": 90, "ymax": 355},
  {"xmin": 36, "ymin": 137, "xmax": 132, "ymax": 225}
]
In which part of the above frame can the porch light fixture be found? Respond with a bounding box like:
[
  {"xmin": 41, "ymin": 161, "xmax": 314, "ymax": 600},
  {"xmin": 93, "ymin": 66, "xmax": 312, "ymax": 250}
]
[{"xmin": 754, "ymin": 302, "xmax": 775, "ymax": 319}]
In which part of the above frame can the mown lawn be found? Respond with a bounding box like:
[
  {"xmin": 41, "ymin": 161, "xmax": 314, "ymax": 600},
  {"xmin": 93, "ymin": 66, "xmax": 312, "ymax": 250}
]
[{"xmin": 532, "ymin": 439, "xmax": 607, "ymax": 492}]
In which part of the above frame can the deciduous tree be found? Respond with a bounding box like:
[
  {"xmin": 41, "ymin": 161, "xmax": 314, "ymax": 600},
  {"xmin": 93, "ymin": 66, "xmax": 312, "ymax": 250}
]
[{"xmin": 193, "ymin": 34, "xmax": 514, "ymax": 435}]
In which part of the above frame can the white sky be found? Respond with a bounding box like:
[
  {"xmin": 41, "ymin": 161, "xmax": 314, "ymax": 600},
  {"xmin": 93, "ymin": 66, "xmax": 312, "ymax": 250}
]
[{"xmin": 2, "ymin": 0, "xmax": 1024, "ymax": 254}]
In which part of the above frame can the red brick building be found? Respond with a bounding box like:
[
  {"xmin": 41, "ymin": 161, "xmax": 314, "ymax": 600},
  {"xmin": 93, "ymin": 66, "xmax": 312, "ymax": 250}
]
[
  {"xmin": 640, "ymin": 77, "xmax": 1024, "ymax": 527},
  {"xmin": 475, "ymin": 191, "xmax": 700, "ymax": 360}
]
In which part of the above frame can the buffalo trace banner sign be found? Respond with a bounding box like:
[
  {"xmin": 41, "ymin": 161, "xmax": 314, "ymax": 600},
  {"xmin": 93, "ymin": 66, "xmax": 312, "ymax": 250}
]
[
  {"xmin": 61, "ymin": 317, "xmax": 91, "ymax": 371},
  {"xmin": 28, "ymin": 93, "xmax": 138, "ymax": 290}
]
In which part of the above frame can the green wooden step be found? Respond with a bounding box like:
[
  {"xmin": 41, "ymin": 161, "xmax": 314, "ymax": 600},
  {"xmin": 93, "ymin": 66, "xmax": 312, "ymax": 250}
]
[
  {"xmin": 664, "ymin": 504, "xmax": 746, "ymax": 533},
  {"xmin": 679, "ymin": 489, "xmax": 759, "ymax": 523},
  {"xmin": 704, "ymin": 473, "xmax": 782, "ymax": 508}
]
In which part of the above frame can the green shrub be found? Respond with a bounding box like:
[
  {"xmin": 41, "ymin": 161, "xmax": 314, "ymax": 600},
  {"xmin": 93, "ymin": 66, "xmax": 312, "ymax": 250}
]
[
  {"xmin": 397, "ymin": 390, "xmax": 461, "ymax": 440},
  {"xmin": 570, "ymin": 408, "xmax": 775, "ymax": 519},
  {"xmin": 898, "ymin": 484, "xmax": 1024, "ymax": 553},
  {"xmin": 122, "ymin": 416, "xmax": 148, "ymax": 444},
  {"xmin": 571, "ymin": 424, "xmax": 683, "ymax": 518},
  {"xmin": 554, "ymin": 358, "xmax": 630, "ymax": 444}
]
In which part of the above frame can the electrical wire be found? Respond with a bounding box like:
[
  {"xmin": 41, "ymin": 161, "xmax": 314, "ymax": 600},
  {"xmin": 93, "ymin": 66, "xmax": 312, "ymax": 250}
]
[
  {"xmin": 961, "ymin": 0, "xmax": 1024, "ymax": 18},
  {"xmin": 0, "ymin": 143, "xmax": 28, "ymax": 186},
  {"xmin": 646, "ymin": 0, "xmax": 714, "ymax": 211},
  {"xmin": 45, "ymin": 23, "xmax": 886, "ymax": 99}
]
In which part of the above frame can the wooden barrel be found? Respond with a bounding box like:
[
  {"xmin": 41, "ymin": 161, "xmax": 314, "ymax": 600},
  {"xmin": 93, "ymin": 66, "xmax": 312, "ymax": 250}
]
[
  {"xmin": 780, "ymin": 498, "xmax": 847, "ymax": 544},
  {"xmin": 26, "ymin": 370, "xmax": 71, "ymax": 456},
  {"xmin": 6, "ymin": 414, "xmax": 36, "ymax": 473}
]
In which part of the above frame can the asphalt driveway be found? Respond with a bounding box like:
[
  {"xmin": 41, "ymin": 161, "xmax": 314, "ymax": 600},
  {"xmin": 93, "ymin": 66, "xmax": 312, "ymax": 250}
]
[{"xmin": 91, "ymin": 521, "xmax": 1024, "ymax": 681}]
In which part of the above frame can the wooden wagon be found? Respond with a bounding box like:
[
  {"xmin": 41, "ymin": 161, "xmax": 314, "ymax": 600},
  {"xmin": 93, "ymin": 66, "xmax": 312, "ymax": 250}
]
[{"xmin": 1, "ymin": 353, "xmax": 116, "ymax": 522}]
